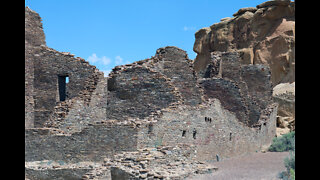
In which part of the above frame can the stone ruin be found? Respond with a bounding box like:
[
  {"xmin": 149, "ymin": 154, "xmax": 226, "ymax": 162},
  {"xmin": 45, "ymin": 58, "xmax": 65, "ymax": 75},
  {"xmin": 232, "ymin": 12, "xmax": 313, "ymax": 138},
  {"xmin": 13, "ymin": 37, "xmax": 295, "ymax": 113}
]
[{"xmin": 25, "ymin": 0, "xmax": 294, "ymax": 179}]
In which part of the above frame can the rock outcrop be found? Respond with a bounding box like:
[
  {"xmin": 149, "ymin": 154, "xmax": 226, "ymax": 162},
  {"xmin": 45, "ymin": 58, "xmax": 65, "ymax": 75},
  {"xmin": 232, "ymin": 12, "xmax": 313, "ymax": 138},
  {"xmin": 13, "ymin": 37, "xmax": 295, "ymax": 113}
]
[
  {"xmin": 193, "ymin": 0, "xmax": 295, "ymax": 87},
  {"xmin": 273, "ymin": 82, "xmax": 295, "ymax": 136}
]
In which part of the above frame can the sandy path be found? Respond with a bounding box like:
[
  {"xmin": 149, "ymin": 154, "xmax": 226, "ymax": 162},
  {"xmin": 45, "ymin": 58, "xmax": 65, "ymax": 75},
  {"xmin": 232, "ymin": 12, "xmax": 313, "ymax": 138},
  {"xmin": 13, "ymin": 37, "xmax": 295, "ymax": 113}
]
[{"xmin": 188, "ymin": 152, "xmax": 290, "ymax": 180}]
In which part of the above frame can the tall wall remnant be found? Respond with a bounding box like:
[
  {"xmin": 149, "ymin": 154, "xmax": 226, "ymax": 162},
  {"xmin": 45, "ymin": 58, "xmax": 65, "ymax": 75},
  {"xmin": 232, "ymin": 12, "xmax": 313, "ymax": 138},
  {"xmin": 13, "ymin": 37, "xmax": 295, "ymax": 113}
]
[
  {"xmin": 25, "ymin": 1, "xmax": 289, "ymax": 179},
  {"xmin": 25, "ymin": 7, "xmax": 106, "ymax": 130}
]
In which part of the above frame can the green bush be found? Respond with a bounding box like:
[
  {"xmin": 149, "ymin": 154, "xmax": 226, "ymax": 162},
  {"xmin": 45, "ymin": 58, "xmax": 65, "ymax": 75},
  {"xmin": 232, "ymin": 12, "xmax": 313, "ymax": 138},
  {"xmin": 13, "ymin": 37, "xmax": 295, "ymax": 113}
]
[
  {"xmin": 290, "ymin": 168, "xmax": 295, "ymax": 180},
  {"xmin": 275, "ymin": 132, "xmax": 295, "ymax": 180},
  {"xmin": 278, "ymin": 150, "xmax": 295, "ymax": 180},
  {"xmin": 268, "ymin": 131, "xmax": 295, "ymax": 152},
  {"xmin": 284, "ymin": 151, "xmax": 295, "ymax": 171}
]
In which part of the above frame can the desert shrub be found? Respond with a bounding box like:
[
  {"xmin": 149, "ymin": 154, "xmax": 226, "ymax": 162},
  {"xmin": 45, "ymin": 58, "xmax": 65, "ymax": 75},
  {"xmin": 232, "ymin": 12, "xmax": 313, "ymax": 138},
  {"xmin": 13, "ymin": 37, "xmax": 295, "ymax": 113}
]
[
  {"xmin": 277, "ymin": 133, "xmax": 295, "ymax": 180},
  {"xmin": 269, "ymin": 131, "xmax": 295, "ymax": 152},
  {"xmin": 278, "ymin": 150, "xmax": 295, "ymax": 180},
  {"xmin": 284, "ymin": 151, "xmax": 295, "ymax": 171}
]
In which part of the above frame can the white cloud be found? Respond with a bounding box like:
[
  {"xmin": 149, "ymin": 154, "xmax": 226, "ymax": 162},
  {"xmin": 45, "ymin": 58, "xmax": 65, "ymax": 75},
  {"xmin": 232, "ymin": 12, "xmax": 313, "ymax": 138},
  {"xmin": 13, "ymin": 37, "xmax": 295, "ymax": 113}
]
[
  {"xmin": 101, "ymin": 56, "xmax": 111, "ymax": 65},
  {"xmin": 115, "ymin": 55, "xmax": 123, "ymax": 65},
  {"xmin": 86, "ymin": 54, "xmax": 129, "ymax": 77},
  {"xmin": 183, "ymin": 26, "xmax": 196, "ymax": 31},
  {"xmin": 87, "ymin": 53, "xmax": 99, "ymax": 63},
  {"xmin": 87, "ymin": 53, "xmax": 111, "ymax": 65}
]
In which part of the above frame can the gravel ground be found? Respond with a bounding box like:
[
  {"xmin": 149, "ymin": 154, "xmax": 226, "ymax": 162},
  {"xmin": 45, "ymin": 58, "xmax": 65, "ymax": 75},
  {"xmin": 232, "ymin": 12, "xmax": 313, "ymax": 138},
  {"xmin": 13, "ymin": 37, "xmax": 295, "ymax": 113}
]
[{"xmin": 188, "ymin": 152, "xmax": 290, "ymax": 180}]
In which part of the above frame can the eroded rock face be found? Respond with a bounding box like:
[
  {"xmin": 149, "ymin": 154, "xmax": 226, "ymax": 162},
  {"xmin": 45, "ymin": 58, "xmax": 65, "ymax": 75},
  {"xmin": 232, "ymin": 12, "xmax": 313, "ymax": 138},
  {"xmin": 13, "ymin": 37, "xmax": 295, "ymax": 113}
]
[
  {"xmin": 273, "ymin": 82, "xmax": 295, "ymax": 136},
  {"xmin": 193, "ymin": 0, "xmax": 295, "ymax": 87}
]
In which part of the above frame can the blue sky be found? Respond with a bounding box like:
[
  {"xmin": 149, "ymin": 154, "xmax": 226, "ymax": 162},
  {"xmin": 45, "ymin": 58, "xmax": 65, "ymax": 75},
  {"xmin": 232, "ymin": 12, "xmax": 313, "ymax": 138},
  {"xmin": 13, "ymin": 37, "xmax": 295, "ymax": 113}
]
[{"xmin": 26, "ymin": 0, "xmax": 266, "ymax": 76}]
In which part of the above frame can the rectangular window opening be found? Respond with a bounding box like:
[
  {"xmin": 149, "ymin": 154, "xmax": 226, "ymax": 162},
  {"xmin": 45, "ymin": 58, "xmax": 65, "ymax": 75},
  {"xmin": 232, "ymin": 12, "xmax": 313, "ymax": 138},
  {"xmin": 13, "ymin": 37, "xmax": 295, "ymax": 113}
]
[
  {"xmin": 182, "ymin": 130, "xmax": 186, "ymax": 137},
  {"xmin": 58, "ymin": 75, "xmax": 68, "ymax": 101}
]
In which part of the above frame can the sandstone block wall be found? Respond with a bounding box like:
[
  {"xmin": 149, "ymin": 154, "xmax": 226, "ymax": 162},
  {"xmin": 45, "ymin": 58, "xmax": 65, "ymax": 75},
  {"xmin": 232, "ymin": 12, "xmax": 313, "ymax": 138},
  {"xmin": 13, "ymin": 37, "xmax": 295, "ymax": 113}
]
[
  {"xmin": 25, "ymin": 124, "xmax": 138, "ymax": 163},
  {"xmin": 106, "ymin": 64, "xmax": 181, "ymax": 121},
  {"xmin": 137, "ymin": 99, "xmax": 277, "ymax": 161},
  {"xmin": 25, "ymin": 7, "xmax": 46, "ymax": 47},
  {"xmin": 25, "ymin": 168, "xmax": 92, "ymax": 180},
  {"xmin": 25, "ymin": 7, "xmax": 105, "ymax": 129},
  {"xmin": 32, "ymin": 46, "xmax": 100, "ymax": 127},
  {"xmin": 25, "ymin": 7, "xmax": 46, "ymax": 128},
  {"xmin": 197, "ymin": 51, "xmax": 273, "ymax": 127}
]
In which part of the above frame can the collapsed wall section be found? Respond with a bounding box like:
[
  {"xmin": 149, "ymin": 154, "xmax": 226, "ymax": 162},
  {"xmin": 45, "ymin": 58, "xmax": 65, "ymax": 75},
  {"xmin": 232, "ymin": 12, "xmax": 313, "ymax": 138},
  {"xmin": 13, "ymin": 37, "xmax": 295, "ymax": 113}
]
[
  {"xmin": 145, "ymin": 46, "xmax": 203, "ymax": 106},
  {"xmin": 106, "ymin": 64, "xmax": 182, "ymax": 121},
  {"xmin": 25, "ymin": 7, "xmax": 104, "ymax": 129}
]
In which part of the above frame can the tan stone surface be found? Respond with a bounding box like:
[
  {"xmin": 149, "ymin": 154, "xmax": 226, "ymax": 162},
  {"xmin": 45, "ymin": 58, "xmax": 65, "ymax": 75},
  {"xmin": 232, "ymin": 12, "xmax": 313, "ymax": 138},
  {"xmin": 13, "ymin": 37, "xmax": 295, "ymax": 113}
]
[{"xmin": 193, "ymin": 0, "xmax": 295, "ymax": 86}]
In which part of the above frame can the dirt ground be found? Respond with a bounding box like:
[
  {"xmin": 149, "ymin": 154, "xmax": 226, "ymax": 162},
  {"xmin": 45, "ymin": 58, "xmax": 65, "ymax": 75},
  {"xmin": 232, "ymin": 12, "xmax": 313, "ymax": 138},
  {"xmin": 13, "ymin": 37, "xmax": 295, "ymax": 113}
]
[{"xmin": 188, "ymin": 152, "xmax": 290, "ymax": 180}]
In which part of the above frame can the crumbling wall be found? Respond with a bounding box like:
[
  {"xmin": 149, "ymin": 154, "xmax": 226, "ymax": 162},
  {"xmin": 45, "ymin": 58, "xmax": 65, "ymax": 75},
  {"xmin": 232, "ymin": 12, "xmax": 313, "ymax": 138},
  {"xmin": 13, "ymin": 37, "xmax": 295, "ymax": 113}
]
[
  {"xmin": 137, "ymin": 51, "xmax": 276, "ymax": 161},
  {"xmin": 150, "ymin": 46, "xmax": 202, "ymax": 106},
  {"xmin": 25, "ymin": 7, "xmax": 46, "ymax": 47},
  {"xmin": 32, "ymin": 47, "xmax": 101, "ymax": 127},
  {"xmin": 25, "ymin": 7, "xmax": 104, "ymax": 129},
  {"xmin": 46, "ymin": 73, "xmax": 108, "ymax": 134},
  {"xmin": 197, "ymin": 51, "xmax": 273, "ymax": 126},
  {"xmin": 106, "ymin": 64, "xmax": 181, "ymax": 121}
]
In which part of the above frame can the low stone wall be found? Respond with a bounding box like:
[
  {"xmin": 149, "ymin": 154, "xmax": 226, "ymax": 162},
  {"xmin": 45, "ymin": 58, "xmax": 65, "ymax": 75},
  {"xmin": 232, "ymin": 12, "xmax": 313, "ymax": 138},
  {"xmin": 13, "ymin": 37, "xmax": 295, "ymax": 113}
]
[
  {"xmin": 25, "ymin": 168, "xmax": 91, "ymax": 180},
  {"xmin": 25, "ymin": 124, "xmax": 138, "ymax": 163}
]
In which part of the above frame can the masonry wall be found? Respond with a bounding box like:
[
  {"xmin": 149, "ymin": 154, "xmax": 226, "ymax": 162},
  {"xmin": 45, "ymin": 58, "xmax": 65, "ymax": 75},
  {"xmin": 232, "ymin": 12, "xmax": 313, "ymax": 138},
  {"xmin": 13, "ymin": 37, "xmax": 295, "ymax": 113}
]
[
  {"xmin": 198, "ymin": 52, "xmax": 273, "ymax": 127},
  {"xmin": 32, "ymin": 47, "xmax": 100, "ymax": 127},
  {"xmin": 25, "ymin": 7, "xmax": 46, "ymax": 128},
  {"xmin": 25, "ymin": 168, "xmax": 92, "ymax": 180},
  {"xmin": 106, "ymin": 64, "xmax": 181, "ymax": 121},
  {"xmin": 25, "ymin": 7, "xmax": 46, "ymax": 47},
  {"xmin": 25, "ymin": 124, "xmax": 138, "ymax": 163},
  {"xmin": 25, "ymin": 7, "xmax": 102, "ymax": 129},
  {"xmin": 43, "ymin": 71, "xmax": 108, "ymax": 134},
  {"xmin": 137, "ymin": 99, "xmax": 277, "ymax": 161},
  {"xmin": 25, "ymin": 44, "xmax": 35, "ymax": 128},
  {"xmin": 148, "ymin": 46, "xmax": 203, "ymax": 106},
  {"xmin": 136, "ymin": 51, "xmax": 277, "ymax": 161}
]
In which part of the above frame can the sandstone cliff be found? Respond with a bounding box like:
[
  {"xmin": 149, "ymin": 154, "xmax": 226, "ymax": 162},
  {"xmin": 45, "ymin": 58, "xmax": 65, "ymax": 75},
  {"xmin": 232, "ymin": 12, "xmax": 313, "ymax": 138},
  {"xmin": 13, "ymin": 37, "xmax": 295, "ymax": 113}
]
[{"xmin": 193, "ymin": 0, "xmax": 295, "ymax": 87}]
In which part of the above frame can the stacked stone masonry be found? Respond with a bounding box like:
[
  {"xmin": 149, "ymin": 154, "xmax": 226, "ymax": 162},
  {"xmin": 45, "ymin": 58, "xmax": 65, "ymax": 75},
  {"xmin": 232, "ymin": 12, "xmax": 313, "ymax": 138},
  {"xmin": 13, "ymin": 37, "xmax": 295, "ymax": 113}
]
[{"xmin": 25, "ymin": 1, "xmax": 291, "ymax": 179}]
